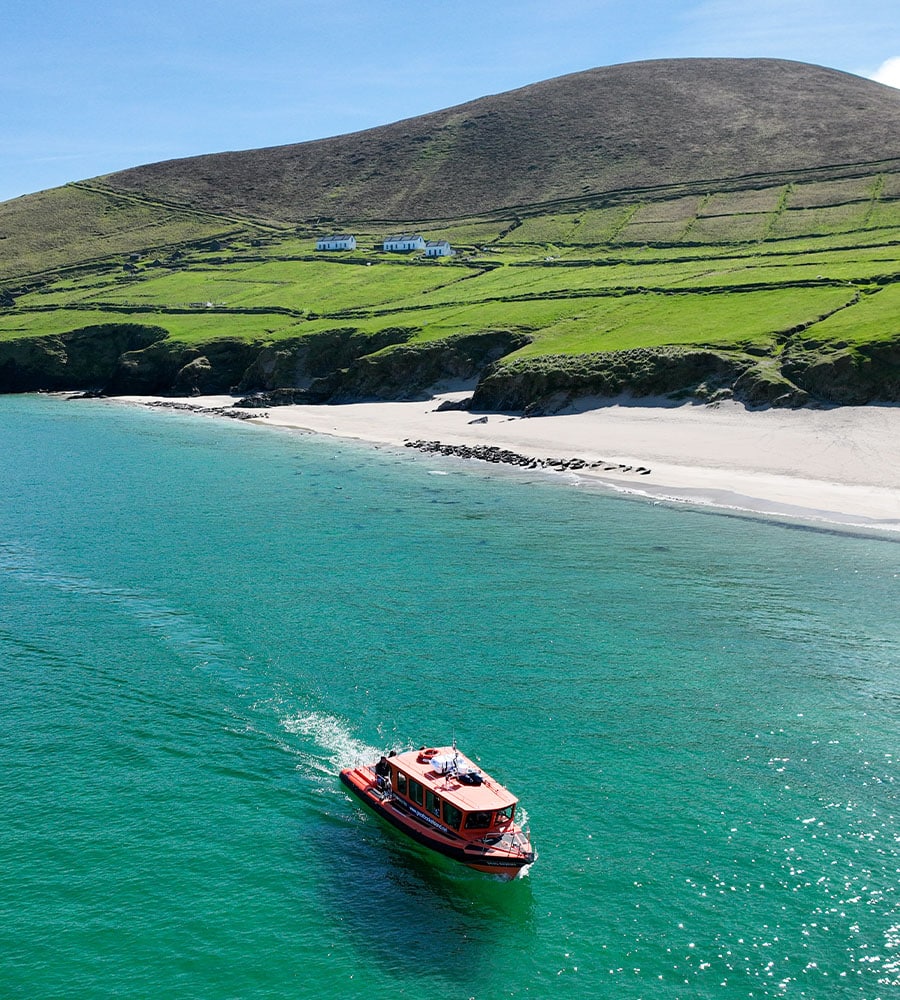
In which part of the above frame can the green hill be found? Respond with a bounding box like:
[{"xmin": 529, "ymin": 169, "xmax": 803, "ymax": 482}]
[{"xmin": 1, "ymin": 58, "xmax": 899, "ymax": 408}]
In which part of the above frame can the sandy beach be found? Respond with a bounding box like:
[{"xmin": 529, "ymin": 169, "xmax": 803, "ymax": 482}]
[{"xmin": 120, "ymin": 393, "xmax": 900, "ymax": 532}]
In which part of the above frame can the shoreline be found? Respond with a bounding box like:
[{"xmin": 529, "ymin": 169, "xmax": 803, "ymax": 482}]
[{"xmin": 113, "ymin": 393, "xmax": 900, "ymax": 534}]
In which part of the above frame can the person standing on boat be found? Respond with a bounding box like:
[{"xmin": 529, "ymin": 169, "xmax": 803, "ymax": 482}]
[{"xmin": 374, "ymin": 755, "xmax": 391, "ymax": 794}]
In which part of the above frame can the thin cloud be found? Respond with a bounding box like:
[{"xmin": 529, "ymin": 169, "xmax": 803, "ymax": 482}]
[
  {"xmin": 871, "ymin": 57, "xmax": 900, "ymax": 89},
  {"xmin": 674, "ymin": 1, "xmax": 899, "ymax": 73}
]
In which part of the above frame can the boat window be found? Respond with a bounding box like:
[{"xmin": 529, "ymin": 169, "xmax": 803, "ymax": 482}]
[
  {"xmin": 464, "ymin": 810, "xmax": 493, "ymax": 830},
  {"xmin": 409, "ymin": 779, "xmax": 423, "ymax": 806},
  {"xmin": 395, "ymin": 770, "xmax": 407, "ymax": 796},
  {"xmin": 425, "ymin": 790, "xmax": 441, "ymax": 818},
  {"xmin": 496, "ymin": 805, "xmax": 515, "ymax": 823},
  {"xmin": 442, "ymin": 802, "xmax": 463, "ymax": 830}
]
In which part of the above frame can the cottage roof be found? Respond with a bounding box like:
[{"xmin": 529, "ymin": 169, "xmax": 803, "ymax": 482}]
[{"xmin": 425, "ymin": 240, "xmax": 450, "ymax": 247}]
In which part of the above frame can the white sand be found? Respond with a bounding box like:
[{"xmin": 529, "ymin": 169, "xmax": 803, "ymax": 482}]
[{"xmin": 120, "ymin": 394, "xmax": 900, "ymax": 532}]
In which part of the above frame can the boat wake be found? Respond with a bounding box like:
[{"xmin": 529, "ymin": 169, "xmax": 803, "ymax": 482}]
[
  {"xmin": 1, "ymin": 542, "xmax": 399, "ymax": 802},
  {"xmin": 0, "ymin": 541, "xmax": 238, "ymax": 675},
  {"xmin": 281, "ymin": 710, "xmax": 379, "ymax": 777}
]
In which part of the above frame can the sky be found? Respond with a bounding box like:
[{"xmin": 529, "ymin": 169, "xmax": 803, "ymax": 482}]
[{"xmin": 2, "ymin": 0, "xmax": 899, "ymax": 204}]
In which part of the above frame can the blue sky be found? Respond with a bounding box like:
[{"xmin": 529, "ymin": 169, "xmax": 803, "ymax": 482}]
[{"xmin": 3, "ymin": 0, "xmax": 899, "ymax": 203}]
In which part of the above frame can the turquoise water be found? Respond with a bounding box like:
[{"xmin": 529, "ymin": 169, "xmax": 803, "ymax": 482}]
[{"xmin": 1, "ymin": 394, "xmax": 898, "ymax": 999}]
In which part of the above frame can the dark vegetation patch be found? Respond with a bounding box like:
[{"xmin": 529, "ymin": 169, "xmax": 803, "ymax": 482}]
[{"xmin": 472, "ymin": 348, "xmax": 756, "ymax": 411}]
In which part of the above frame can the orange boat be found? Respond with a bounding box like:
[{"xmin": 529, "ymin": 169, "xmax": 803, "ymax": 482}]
[{"xmin": 340, "ymin": 744, "xmax": 536, "ymax": 878}]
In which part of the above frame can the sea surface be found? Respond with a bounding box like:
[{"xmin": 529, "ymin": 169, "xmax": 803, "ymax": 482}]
[{"xmin": 1, "ymin": 394, "xmax": 898, "ymax": 1000}]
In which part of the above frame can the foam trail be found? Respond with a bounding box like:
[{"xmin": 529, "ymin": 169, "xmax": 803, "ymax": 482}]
[
  {"xmin": 281, "ymin": 711, "xmax": 381, "ymax": 775},
  {"xmin": 2, "ymin": 544, "xmax": 392, "ymax": 781}
]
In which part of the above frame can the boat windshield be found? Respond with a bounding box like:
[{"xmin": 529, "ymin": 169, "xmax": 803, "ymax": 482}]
[{"xmin": 464, "ymin": 810, "xmax": 493, "ymax": 830}]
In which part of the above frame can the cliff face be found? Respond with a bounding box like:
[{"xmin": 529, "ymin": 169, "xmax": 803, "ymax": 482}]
[
  {"xmin": 783, "ymin": 340, "xmax": 900, "ymax": 405},
  {"xmin": 0, "ymin": 325, "xmax": 169, "ymax": 393},
  {"xmin": 470, "ymin": 342, "xmax": 900, "ymax": 412},
  {"xmin": 300, "ymin": 331, "xmax": 533, "ymax": 403},
  {"xmin": 471, "ymin": 349, "xmax": 753, "ymax": 411},
  {"xmin": 2, "ymin": 324, "xmax": 897, "ymax": 409},
  {"xmin": 0, "ymin": 326, "xmax": 530, "ymax": 401}
]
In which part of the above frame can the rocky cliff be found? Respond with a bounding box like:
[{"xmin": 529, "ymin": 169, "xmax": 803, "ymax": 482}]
[{"xmin": 3, "ymin": 324, "xmax": 898, "ymax": 410}]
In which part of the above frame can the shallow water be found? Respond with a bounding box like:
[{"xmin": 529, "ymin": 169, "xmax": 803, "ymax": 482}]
[{"xmin": 2, "ymin": 395, "xmax": 898, "ymax": 998}]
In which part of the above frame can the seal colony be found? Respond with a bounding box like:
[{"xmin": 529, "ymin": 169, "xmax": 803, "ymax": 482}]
[{"xmin": 403, "ymin": 439, "xmax": 652, "ymax": 476}]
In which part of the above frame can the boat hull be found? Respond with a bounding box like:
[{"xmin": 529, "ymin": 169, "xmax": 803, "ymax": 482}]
[{"xmin": 340, "ymin": 766, "xmax": 533, "ymax": 878}]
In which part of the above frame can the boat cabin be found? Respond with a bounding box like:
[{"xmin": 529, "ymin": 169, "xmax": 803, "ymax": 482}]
[
  {"xmin": 376, "ymin": 746, "xmax": 517, "ymax": 836},
  {"xmin": 341, "ymin": 741, "xmax": 535, "ymax": 876}
]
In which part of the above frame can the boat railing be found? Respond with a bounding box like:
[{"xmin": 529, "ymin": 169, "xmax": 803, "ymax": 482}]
[{"xmin": 470, "ymin": 832, "xmax": 532, "ymax": 858}]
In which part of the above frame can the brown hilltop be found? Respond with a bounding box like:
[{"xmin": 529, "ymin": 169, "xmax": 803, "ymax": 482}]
[{"xmin": 99, "ymin": 58, "xmax": 900, "ymax": 222}]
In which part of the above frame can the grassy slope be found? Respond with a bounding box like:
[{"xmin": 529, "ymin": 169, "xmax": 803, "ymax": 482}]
[
  {"xmin": 0, "ymin": 183, "xmax": 282, "ymax": 282},
  {"xmin": 2, "ymin": 169, "xmax": 899, "ymax": 372},
  {"xmin": 1, "ymin": 60, "xmax": 899, "ymax": 398}
]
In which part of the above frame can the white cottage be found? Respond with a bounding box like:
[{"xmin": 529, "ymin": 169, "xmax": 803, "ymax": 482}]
[
  {"xmin": 425, "ymin": 240, "xmax": 455, "ymax": 257},
  {"xmin": 316, "ymin": 234, "xmax": 356, "ymax": 251},
  {"xmin": 383, "ymin": 234, "xmax": 426, "ymax": 253}
]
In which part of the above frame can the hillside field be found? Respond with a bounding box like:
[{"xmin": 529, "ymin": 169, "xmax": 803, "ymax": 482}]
[
  {"xmin": 2, "ymin": 58, "xmax": 900, "ymax": 407},
  {"xmin": 3, "ymin": 170, "xmax": 900, "ymax": 366}
]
